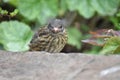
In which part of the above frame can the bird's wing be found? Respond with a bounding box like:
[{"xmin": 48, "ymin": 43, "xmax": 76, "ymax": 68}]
[{"xmin": 30, "ymin": 26, "xmax": 48, "ymax": 43}]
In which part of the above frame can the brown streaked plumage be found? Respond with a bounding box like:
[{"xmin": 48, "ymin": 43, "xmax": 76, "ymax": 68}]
[{"xmin": 29, "ymin": 19, "xmax": 68, "ymax": 53}]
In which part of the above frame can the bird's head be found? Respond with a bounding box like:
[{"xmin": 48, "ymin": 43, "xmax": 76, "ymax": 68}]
[{"xmin": 47, "ymin": 19, "xmax": 65, "ymax": 34}]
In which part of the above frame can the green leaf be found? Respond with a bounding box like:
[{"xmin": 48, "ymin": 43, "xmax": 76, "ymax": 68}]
[
  {"xmin": 18, "ymin": 0, "xmax": 58, "ymax": 24},
  {"xmin": 65, "ymin": 0, "xmax": 119, "ymax": 18},
  {"xmin": 10, "ymin": 9, "xmax": 19, "ymax": 17},
  {"xmin": 113, "ymin": 46, "xmax": 120, "ymax": 54},
  {"xmin": 110, "ymin": 17, "xmax": 120, "ymax": 30},
  {"xmin": 66, "ymin": 0, "xmax": 95, "ymax": 18},
  {"xmin": 0, "ymin": 8, "xmax": 8, "ymax": 15},
  {"xmin": 59, "ymin": 0, "xmax": 68, "ymax": 16},
  {"xmin": 67, "ymin": 27, "xmax": 82, "ymax": 49},
  {"xmin": 4, "ymin": 0, "xmax": 19, "ymax": 6},
  {"xmin": 66, "ymin": 0, "xmax": 79, "ymax": 11},
  {"xmin": 0, "ymin": 21, "xmax": 33, "ymax": 52},
  {"xmin": 100, "ymin": 37, "xmax": 120, "ymax": 54},
  {"xmin": 77, "ymin": 0, "xmax": 95, "ymax": 18},
  {"xmin": 91, "ymin": 0, "xmax": 120, "ymax": 15}
]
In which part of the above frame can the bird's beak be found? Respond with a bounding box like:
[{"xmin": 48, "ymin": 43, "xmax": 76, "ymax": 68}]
[{"xmin": 53, "ymin": 27, "xmax": 59, "ymax": 32}]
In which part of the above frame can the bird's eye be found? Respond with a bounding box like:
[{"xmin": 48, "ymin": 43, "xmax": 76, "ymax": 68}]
[
  {"xmin": 59, "ymin": 26, "xmax": 62, "ymax": 28},
  {"xmin": 48, "ymin": 24, "xmax": 53, "ymax": 29}
]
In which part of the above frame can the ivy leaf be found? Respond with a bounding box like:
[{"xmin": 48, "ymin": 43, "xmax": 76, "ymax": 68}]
[
  {"xmin": 67, "ymin": 27, "xmax": 82, "ymax": 49},
  {"xmin": 0, "ymin": 21, "xmax": 33, "ymax": 52},
  {"xmin": 100, "ymin": 37, "xmax": 120, "ymax": 54},
  {"xmin": 18, "ymin": 0, "xmax": 58, "ymax": 24},
  {"xmin": 91, "ymin": 0, "xmax": 120, "ymax": 15}
]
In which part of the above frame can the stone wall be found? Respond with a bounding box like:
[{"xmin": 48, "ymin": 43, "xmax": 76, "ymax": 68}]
[{"xmin": 0, "ymin": 51, "xmax": 120, "ymax": 80}]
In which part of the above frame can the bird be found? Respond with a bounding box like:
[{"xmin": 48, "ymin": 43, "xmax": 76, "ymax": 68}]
[{"xmin": 29, "ymin": 19, "xmax": 68, "ymax": 53}]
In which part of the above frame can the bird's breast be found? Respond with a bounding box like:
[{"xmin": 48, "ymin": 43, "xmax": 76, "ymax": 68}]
[
  {"xmin": 29, "ymin": 31, "xmax": 68, "ymax": 53},
  {"xmin": 43, "ymin": 33, "xmax": 67, "ymax": 53}
]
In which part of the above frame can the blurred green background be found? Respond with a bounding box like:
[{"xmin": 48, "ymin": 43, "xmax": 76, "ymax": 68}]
[{"xmin": 0, "ymin": 0, "xmax": 120, "ymax": 54}]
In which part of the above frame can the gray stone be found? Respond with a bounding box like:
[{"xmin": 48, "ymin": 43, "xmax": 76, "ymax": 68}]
[{"xmin": 0, "ymin": 50, "xmax": 120, "ymax": 80}]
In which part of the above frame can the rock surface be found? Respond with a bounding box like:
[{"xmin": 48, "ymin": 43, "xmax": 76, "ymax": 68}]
[{"xmin": 0, "ymin": 51, "xmax": 120, "ymax": 80}]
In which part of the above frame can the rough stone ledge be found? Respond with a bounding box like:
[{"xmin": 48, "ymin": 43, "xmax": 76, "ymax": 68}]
[{"xmin": 0, "ymin": 50, "xmax": 120, "ymax": 80}]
